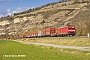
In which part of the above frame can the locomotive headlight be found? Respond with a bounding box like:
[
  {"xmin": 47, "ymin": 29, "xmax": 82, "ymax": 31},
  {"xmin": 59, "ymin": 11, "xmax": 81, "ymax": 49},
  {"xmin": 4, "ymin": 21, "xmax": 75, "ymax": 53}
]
[
  {"xmin": 69, "ymin": 30, "xmax": 71, "ymax": 31},
  {"xmin": 73, "ymin": 30, "xmax": 75, "ymax": 31},
  {"xmin": 68, "ymin": 30, "xmax": 75, "ymax": 31}
]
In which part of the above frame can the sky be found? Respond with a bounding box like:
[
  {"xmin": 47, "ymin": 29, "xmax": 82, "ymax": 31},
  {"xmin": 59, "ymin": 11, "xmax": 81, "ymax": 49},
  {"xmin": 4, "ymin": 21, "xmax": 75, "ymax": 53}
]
[{"xmin": 0, "ymin": 0, "xmax": 60, "ymax": 17}]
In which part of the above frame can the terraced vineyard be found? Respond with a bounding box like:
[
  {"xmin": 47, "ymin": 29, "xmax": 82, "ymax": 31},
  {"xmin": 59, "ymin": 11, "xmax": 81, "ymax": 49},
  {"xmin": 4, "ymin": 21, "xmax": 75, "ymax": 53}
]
[{"xmin": 0, "ymin": 40, "xmax": 90, "ymax": 60}]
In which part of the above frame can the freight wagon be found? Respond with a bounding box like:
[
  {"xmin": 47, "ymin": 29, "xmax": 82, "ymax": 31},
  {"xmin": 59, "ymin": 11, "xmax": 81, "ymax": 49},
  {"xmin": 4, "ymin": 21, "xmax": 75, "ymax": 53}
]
[{"xmin": 37, "ymin": 28, "xmax": 56, "ymax": 37}]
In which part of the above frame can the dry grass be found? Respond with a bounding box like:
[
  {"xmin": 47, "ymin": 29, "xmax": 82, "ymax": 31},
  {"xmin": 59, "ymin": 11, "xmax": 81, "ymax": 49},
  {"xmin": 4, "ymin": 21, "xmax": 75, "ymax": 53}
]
[
  {"xmin": 59, "ymin": 3, "xmax": 87, "ymax": 9},
  {"xmin": 23, "ymin": 37, "xmax": 90, "ymax": 46}
]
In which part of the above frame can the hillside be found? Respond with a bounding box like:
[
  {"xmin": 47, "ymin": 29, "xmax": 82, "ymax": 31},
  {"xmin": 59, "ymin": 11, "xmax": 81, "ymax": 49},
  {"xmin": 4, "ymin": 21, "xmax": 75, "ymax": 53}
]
[
  {"xmin": 70, "ymin": 4, "xmax": 90, "ymax": 36},
  {"xmin": 0, "ymin": 0, "xmax": 90, "ymax": 39}
]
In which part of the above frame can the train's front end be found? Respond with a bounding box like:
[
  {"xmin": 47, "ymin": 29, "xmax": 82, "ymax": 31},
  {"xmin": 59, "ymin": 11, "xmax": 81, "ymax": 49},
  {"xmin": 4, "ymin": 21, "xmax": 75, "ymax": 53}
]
[{"xmin": 68, "ymin": 26, "xmax": 76, "ymax": 36}]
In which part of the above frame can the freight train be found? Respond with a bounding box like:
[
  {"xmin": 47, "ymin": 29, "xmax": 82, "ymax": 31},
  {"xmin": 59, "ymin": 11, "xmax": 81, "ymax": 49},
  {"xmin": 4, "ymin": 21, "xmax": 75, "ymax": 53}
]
[{"xmin": 19, "ymin": 25, "xmax": 76, "ymax": 38}]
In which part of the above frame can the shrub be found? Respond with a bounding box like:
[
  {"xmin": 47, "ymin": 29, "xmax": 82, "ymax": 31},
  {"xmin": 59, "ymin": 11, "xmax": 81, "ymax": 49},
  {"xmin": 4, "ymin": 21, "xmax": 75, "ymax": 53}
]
[{"xmin": 40, "ymin": 20, "xmax": 45, "ymax": 24}]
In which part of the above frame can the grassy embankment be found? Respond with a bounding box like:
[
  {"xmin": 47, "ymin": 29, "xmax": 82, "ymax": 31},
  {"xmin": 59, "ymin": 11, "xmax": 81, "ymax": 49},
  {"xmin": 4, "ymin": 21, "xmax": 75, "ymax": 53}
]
[
  {"xmin": 0, "ymin": 40, "xmax": 90, "ymax": 60},
  {"xmin": 23, "ymin": 37, "xmax": 90, "ymax": 47}
]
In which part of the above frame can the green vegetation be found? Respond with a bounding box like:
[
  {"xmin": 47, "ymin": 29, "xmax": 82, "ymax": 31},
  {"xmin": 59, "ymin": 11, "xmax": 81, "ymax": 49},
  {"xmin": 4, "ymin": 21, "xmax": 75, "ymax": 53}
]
[
  {"xmin": 24, "ymin": 37, "xmax": 90, "ymax": 46},
  {"xmin": 0, "ymin": 40, "xmax": 90, "ymax": 60}
]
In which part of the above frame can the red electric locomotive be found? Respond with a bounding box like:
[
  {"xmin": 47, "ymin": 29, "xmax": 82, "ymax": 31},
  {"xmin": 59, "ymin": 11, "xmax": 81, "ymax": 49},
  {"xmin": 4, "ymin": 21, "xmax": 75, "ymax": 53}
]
[{"xmin": 57, "ymin": 26, "xmax": 76, "ymax": 36}]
